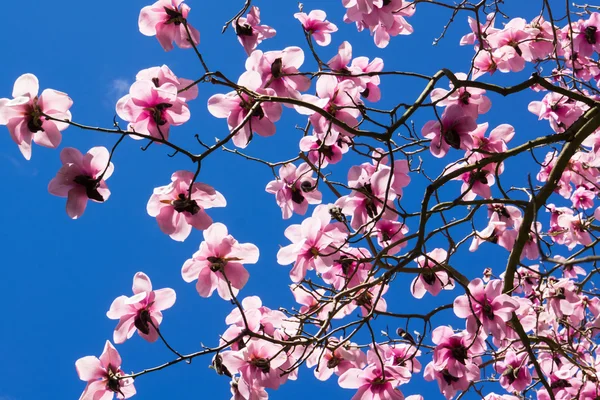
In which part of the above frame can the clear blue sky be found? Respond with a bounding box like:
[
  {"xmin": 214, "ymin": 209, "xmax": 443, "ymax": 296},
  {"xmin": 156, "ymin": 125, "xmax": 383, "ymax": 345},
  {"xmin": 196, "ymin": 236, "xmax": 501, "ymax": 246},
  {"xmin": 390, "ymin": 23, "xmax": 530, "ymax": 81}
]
[{"xmin": 0, "ymin": 1, "xmax": 558, "ymax": 399}]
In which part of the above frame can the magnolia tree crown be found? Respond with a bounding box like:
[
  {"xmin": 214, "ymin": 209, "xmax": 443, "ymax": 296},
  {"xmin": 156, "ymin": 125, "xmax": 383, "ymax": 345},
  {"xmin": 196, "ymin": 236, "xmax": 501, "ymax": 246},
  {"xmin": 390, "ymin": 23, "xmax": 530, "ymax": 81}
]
[{"xmin": 2, "ymin": 0, "xmax": 600, "ymax": 399}]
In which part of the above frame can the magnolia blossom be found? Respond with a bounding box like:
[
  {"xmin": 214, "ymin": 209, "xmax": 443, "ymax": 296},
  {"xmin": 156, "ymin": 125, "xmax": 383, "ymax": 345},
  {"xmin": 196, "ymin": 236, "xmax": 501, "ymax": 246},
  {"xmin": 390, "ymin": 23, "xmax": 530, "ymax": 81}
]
[
  {"xmin": 422, "ymin": 105, "xmax": 476, "ymax": 158},
  {"xmin": 265, "ymin": 163, "xmax": 322, "ymax": 219},
  {"xmin": 181, "ymin": 223, "xmax": 259, "ymax": 300},
  {"xmin": 235, "ymin": 6, "xmax": 276, "ymax": 55},
  {"xmin": 411, "ymin": 248, "xmax": 455, "ymax": 299},
  {"xmin": 138, "ymin": 0, "xmax": 200, "ymax": 51},
  {"xmin": 208, "ymin": 71, "xmax": 282, "ymax": 148},
  {"xmin": 494, "ymin": 350, "xmax": 532, "ymax": 392},
  {"xmin": 221, "ymin": 339, "xmax": 289, "ymax": 390},
  {"xmin": 147, "ymin": 170, "xmax": 226, "ymax": 241},
  {"xmin": 0, "ymin": 73, "xmax": 72, "ymax": 159},
  {"xmin": 106, "ymin": 272, "xmax": 176, "ymax": 343},
  {"xmin": 294, "ymin": 10, "xmax": 338, "ymax": 46},
  {"xmin": 48, "ymin": 147, "xmax": 113, "ymax": 219},
  {"xmin": 454, "ymin": 278, "xmax": 519, "ymax": 338},
  {"xmin": 338, "ymin": 362, "xmax": 410, "ymax": 400},
  {"xmin": 75, "ymin": 341, "xmax": 136, "ymax": 400},
  {"xmin": 246, "ymin": 47, "xmax": 311, "ymax": 99},
  {"xmin": 430, "ymin": 72, "xmax": 491, "ymax": 117},
  {"xmin": 135, "ymin": 64, "xmax": 198, "ymax": 102}
]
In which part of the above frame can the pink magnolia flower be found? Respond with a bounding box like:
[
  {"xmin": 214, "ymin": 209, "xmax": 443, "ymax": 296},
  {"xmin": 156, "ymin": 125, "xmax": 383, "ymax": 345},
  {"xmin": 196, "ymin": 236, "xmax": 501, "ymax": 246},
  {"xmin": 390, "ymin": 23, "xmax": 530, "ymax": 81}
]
[
  {"xmin": 208, "ymin": 71, "xmax": 282, "ymax": 148},
  {"xmin": 446, "ymin": 161, "xmax": 496, "ymax": 201},
  {"xmin": 460, "ymin": 13, "xmax": 498, "ymax": 48},
  {"xmin": 494, "ymin": 350, "xmax": 532, "ymax": 392},
  {"xmin": 294, "ymin": 10, "xmax": 338, "ymax": 46},
  {"xmin": 326, "ymin": 41, "xmax": 384, "ymax": 102},
  {"xmin": 299, "ymin": 132, "xmax": 349, "ymax": 167},
  {"xmin": 338, "ymin": 363, "xmax": 410, "ymax": 400},
  {"xmin": 135, "ymin": 64, "xmax": 198, "ymax": 102},
  {"xmin": 424, "ymin": 362, "xmax": 474, "ymax": 400},
  {"xmin": 116, "ymin": 79, "xmax": 190, "ymax": 141},
  {"xmin": 298, "ymin": 75, "xmax": 361, "ymax": 136},
  {"xmin": 571, "ymin": 186, "xmax": 595, "ymax": 209},
  {"xmin": 277, "ymin": 206, "xmax": 347, "ymax": 282},
  {"xmin": 468, "ymin": 123, "xmax": 515, "ymax": 157},
  {"xmin": 138, "ymin": 0, "xmax": 200, "ymax": 52},
  {"xmin": 265, "ymin": 163, "xmax": 322, "ymax": 219},
  {"xmin": 573, "ymin": 13, "xmax": 600, "ymax": 57},
  {"xmin": 336, "ymin": 167, "xmax": 399, "ymax": 231},
  {"xmin": 430, "ymin": 72, "xmax": 491, "ymax": 118},
  {"xmin": 422, "ymin": 105, "xmax": 476, "ymax": 158},
  {"xmin": 146, "ymin": 170, "xmax": 226, "ymax": 241},
  {"xmin": 430, "ymin": 326, "xmax": 484, "ymax": 380},
  {"xmin": 181, "ymin": 223, "xmax": 259, "ymax": 300},
  {"xmin": 48, "ymin": 147, "xmax": 113, "ymax": 219},
  {"xmin": 290, "ymin": 285, "xmax": 333, "ymax": 321},
  {"xmin": 373, "ymin": 219, "xmax": 409, "ymax": 255},
  {"xmin": 307, "ymin": 338, "xmax": 367, "ymax": 381},
  {"xmin": 0, "ymin": 73, "xmax": 72, "ymax": 160},
  {"xmin": 246, "ymin": 47, "xmax": 311, "ymax": 99},
  {"xmin": 320, "ymin": 246, "xmax": 371, "ymax": 290},
  {"xmin": 75, "ymin": 341, "xmax": 136, "ymax": 400},
  {"xmin": 230, "ymin": 376, "xmax": 268, "ymax": 400},
  {"xmin": 106, "ymin": 272, "xmax": 176, "ymax": 343},
  {"xmin": 453, "ymin": 278, "xmax": 519, "ymax": 339},
  {"xmin": 556, "ymin": 212, "xmax": 592, "ymax": 250},
  {"xmin": 528, "ymin": 92, "xmax": 585, "ymax": 133},
  {"xmin": 234, "ymin": 6, "xmax": 276, "ymax": 55},
  {"xmin": 411, "ymin": 248, "xmax": 455, "ymax": 299},
  {"xmin": 221, "ymin": 339, "xmax": 288, "ymax": 389}
]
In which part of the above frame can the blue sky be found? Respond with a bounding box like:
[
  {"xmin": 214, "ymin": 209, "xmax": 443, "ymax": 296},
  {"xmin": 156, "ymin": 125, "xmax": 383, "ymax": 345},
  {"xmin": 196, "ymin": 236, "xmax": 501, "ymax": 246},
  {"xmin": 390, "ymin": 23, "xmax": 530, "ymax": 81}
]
[{"xmin": 0, "ymin": 1, "xmax": 565, "ymax": 399}]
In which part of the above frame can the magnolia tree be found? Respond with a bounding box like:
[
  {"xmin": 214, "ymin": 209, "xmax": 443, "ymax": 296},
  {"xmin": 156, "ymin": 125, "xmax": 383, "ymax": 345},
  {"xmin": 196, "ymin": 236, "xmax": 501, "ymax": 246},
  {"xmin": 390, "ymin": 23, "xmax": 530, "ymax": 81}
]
[{"xmin": 2, "ymin": 0, "xmax": 600, "ymax": 399}]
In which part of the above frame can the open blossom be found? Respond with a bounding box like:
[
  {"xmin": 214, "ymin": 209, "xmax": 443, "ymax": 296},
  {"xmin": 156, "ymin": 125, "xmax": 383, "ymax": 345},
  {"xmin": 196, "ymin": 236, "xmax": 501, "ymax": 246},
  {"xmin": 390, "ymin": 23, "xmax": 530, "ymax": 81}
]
[
  {"xmin": 265, "ymin": 163, "xmax": 322, "ymax": 219},
  {"xmin": 307, "ymin": 338, "xmax": 367, "ymax": 381},
  {"xmin": 446, "ymin": 161, "xmax": 496, "ymax": 200},
  {"xmin": 338, "ymin": 362, "xmax": 410, "ymax": 400},
  {"xmin": 299, "ymin": 131, "xmax": 349, "ymax": 167},
  {"xmin": 116, "ymin": 79, "xmax": 190, "ymax": 141},
  {"xmin": 297, "ymin": 75, "xmax": 361, "ymax": 136},
  {"xmin": 107, "ymin": 272, "xmax": 176, "ymax": 344},
  {"xmin": 221, "ymin": 339, "xmax": 289, "ymax": 390},
  {"xmin": 208, "ymin": 71, "xmax": 282, "ymax": 148},
  {"xmin": 373, "ymin": 219, "xmax": 408, "ymax": 255},
  {"xmin": 147, "ymin": 170, "xmax": 226, "ymax": 241},
  {"xmin": 422, "ymin": 104, "xmax": 476, "ymax": 158},
  {"xmin": 246, "ymin": 47, "xmax": 311, "ymax": 99},
  {"xmin": 294, "ymin": 10, "xmax": 338, "ymax": 46},
  {"xmin": 0, "ymin": 73, "xmax": 72, "ymax": 160},
  {"xmin": 181, "ymin": 223, "xmax": 259, "ymax": 300},
  {"xmin": 327, "ymin": 41, "xmax": 384, "ymax": 102},
  {"xmin": 411, "ymin": 248, "xmax": 455, "ymax": 299},
  {"xmin": 75, "ymin": 341, "xmax": 136, "ymax": 400},
  {"xmin": 343, "ymin": 0, "xmax": 415, "ymax": 48},
  {"xmin": 138, "ymin": 0, "xmax": 200, "ymax": 52},
  {"xmin": 235, "ymin": 6, "xmax": 276, "ymax": 55},
  {"xmin": 494, "ymin": 350, "xmax": 532, "ymax": 392},
  {"xmin": 277, "ymin": 205, "xmax": 347, "ymax": 282},
  {"xmin": 454, "ymin": 278, "xmax": 519, "ymax": 339},
  {"xmin": 135, "ymin": 64, "xmax": 198, "ymax": 102},
  {"xmin": 48, "ymin": 147, "xmax": 113, "ymax": 219},
  {"xmin": 430, "ymin": 72, "xmax": 491, "ymax": 118}
]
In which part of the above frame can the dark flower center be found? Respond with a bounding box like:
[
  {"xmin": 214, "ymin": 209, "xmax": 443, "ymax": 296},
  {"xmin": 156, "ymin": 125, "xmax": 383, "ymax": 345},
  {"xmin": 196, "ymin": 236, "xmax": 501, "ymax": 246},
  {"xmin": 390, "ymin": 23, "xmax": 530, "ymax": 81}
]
[
  {"xmin": 235, "ymin": 20, "xmax": 253, "ymax": 36},
  {"xmin": 27, "ymin": 98, "xmax": 44, "ymax": 133},
  {"xmin": 451, "ymin": 344, "xmax": 468, "ymax": 364},
  {"xmin": 290, "ymin": 187, "xmax": 305, "ymax": 204},
  {"xmin": 172, "ymin": 193, "xmax": 200, "ymax": 214},
  {"xmin": 148, "ymin": 103, "xmax": 172, "ymax": 126},
  {"xmin": 134, "ymin": 308, "xmax": 152, "ymax": 335},
  {"xmin": 470, "ymin": 170, "xmax": 488, "ymax": 185},
  {"xmin": 482, "ymin": 301, "xmax": 495, "ymax": 320},
  {"xmin": 164, "ymin": 7, "xmax": 184, "ymax": 25},
  {"xmin": 441, "ymin": 369, "xmax": 459, "ymax": 384},
  {"xmin": 442, "ymin": 129, "xmax": 461, "ymax": 149},
  {"xmin": 271, "ymin": 58, "xmax": 283, "ymax": 79},
  {"xmin": 585, "ymin": 26, "xmax": 597, "ymax": 44},
  {"xmin": 73, "ymin": 175, "xmax": 104, "ymax": 202},
  {"xmin": 422, "ymin": 269, "xmax": 437, "ymax": 285},
  {"xmin": 327, "ymin": 356, "xmax": 342, "ymax": 369},
  {"xmin": 251, "ymin": 357, "xmax": 271, "ymax": 373},
  {"xmin": 207, "ymin": 256, "xmax": 227, "ymax": 272}
]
